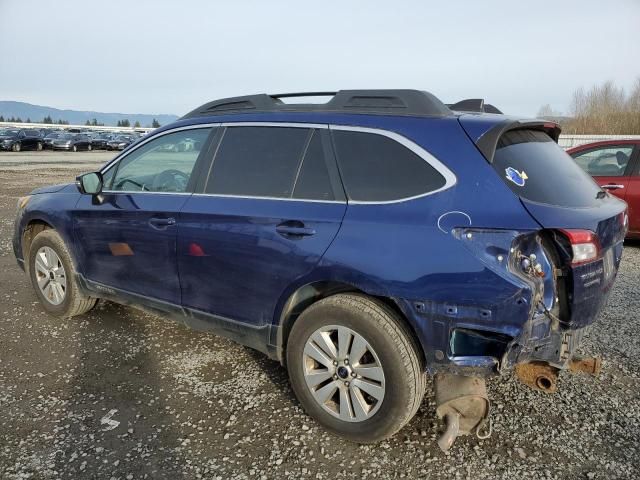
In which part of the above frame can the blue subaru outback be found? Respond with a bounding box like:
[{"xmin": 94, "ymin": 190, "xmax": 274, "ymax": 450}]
[{"xmin": 12, "ymin": 90, "xmax": 627, "ymax": 449}]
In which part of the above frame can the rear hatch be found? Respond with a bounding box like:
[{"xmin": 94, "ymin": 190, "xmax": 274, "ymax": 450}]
[{"xmin": 460, "ymin": 116, "xmax": 627, "ymax": 329}]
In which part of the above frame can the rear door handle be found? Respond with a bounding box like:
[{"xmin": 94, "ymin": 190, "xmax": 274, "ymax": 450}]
[
  {"xmin": 601, "ymin": 184, "xmax": 625, "ymax": 190},
  {"xmin": 276, "ymin": 220, "xmax": 316, "ymax": 238},
  {"xmin": 149, "ymin": 217, "xmax": 176, "ymax": 229}
]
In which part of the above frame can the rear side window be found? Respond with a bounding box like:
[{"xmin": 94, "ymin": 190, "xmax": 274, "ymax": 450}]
[
  {"xmin": 292, "ymin": 131, "xmax": 336, "ymax": 201},
  {"xmin": 206, "ymin": 126, "xmax": 310, "ymax": 198},
  {"xmin": 332, "ymin": 130, "xmax": 446, "ymax": 202},
  {"xmin": 493, "ymin": 130, "xmax": 603, "ymax": 207}
]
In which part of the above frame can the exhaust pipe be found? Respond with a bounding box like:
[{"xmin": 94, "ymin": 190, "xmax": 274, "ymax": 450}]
[
  {"xmin": 514, "ymin": 361, "xmax": 559, "ymax": 393},
  {"xmin": 434, "ymin": 374, "xmax": 490, "ymax": 452},
  {"xmin": 515, "ymin": 357, "xmax": 601, "ymax": 393},
  {"xmin": 568, "ymin": 356, "xmax": 601, "ymax": 376}
]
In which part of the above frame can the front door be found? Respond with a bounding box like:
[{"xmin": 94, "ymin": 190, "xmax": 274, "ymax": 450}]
[
  {"xmin": 73, "ymin": 126, "xmax": 215, "ymax": 304},
  {"xmin": 178, "ymin": 125, "xmax": 346, "ymax": 326}
]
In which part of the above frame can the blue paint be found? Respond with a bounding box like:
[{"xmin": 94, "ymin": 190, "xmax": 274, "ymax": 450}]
[{"xmin": 12, "ymin": 108, "xmax": 627, "ymax": 375}]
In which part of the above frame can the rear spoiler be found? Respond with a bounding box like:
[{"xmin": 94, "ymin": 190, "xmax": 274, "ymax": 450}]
[
  {"xmin": 475, "ymin": 119, "xmax": 562, "ymax": 163},
  {"xmin": 447, "ymin": 99, "xmax": 503, "ymax": 114}
]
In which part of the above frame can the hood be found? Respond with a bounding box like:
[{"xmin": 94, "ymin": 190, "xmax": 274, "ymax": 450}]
[
  {"xmin": 0, "ymin": 135, "xmax": 17, "ymax": 141},
  {"xmin": 30, "ymin": 183, "xmax": 74, "ymax": 195}
]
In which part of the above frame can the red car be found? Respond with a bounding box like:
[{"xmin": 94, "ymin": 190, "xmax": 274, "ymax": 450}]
[{"xmin": 568, "ymin": 140, "xmax": 640, "ymax": 238}]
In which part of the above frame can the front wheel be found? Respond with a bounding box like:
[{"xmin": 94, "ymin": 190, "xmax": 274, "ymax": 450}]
[
  {"xmin": 12, "ymin": 142, "xmax": 21, "ymax": 152},
  {"xmin": 27, "ymin": 229, "xmax": 97, "ymax": 318},
  {"xmin": 72, "ymin": 144, "xmax": 77, "ymax": 152},
  {"xmin": 36, "ymin": 142, "xmax": 43, "ymax": 151},
  {"xmin": 287, "ymin": 294, "xmax": 426, "ymax": 443},
  {"xmin": 87, "ymin": 144, "xmax": 92, "ymax": 151}
]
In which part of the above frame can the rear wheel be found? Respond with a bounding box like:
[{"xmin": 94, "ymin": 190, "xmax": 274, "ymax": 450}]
[
  {"xmin": 27, "ymin": 229, "xmax": 97, "ymax": 318},
  {"xmin": 36, "ymin": 142, "xmax": 43, "ymax": 151},
  {"xmin": 72, "ymin": 144, "xmax": 77, "ymax": 152},
  {"xmin": 87, "ymin": 144, "xmax": 92, "ymax": 151},
  {"xmin": 287, "ymin": 294, "xmax": 426, "ymax": 443}
]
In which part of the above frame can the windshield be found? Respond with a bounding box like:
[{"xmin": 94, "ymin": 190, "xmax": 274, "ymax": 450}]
[
  {"xmin": 493, "ymin": 129, "xmax": 604, "ymax": 208},
  {"xmin": 0, "ymin": 129, "xmax": 19, "ymax": 136}
]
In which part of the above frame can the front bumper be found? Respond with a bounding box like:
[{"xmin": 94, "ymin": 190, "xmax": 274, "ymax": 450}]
[
  {"xmin": 0, "ymin": 143, "xmax": 14, "ymax": 150},
  {"xmin": 52, "ymin": 145, "xmax": 72, "ymax": 150}
]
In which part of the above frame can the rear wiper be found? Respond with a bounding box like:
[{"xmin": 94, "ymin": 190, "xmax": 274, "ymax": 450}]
[{"xmin": 596, "ymin": 190, "xmax": 607, "ymax": 199}]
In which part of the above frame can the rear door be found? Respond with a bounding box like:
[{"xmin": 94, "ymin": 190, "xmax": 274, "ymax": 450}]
[
  {"xmin": 569, "ymin": 144, "xmax": 637, "ymax": 203},
  {"xmin": 177, "ymin": 124, "xmax": 346, "ymax": 327}
]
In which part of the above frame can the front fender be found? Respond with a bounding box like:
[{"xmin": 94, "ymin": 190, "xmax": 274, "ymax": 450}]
[{"xmin": 13, "ymin": 189, "xmax": 81, "ymax": 267}]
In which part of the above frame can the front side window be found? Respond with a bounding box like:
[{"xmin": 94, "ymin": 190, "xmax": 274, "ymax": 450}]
[
  {"xmin": 106, "ymin": 128, "xmax": 211, "ymax": 193},
  {"xmin": 332, "ymin": 130, "xmax": 447, "ymax": 202},
  {"xmin": 570, "ymin": 145, "xmax": 635, "ymax": 177},
  {"xmin": 206, "ymin": 126, "xmax": 311, "ymax": 198}
]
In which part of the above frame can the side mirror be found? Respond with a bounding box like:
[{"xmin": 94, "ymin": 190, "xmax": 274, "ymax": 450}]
[{"xmin": 76, "ymin": 172, "xmax": 103, "ymax": 195}]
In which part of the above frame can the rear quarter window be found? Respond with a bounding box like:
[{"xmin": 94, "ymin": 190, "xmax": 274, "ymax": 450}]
[
  {"xmin": 493, "ymin": 129, "xmax": 604, "ymax": 208},
  {"xmin": 332, "ymin": 130, "xmax": 447, "ymax": 202}
]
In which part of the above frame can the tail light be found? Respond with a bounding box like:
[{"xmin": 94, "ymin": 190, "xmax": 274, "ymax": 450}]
[{"xmin": 559, "ymin": 229, "xmax": 600, "ymax": 265}]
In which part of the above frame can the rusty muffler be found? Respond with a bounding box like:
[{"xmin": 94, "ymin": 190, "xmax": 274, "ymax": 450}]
[
  {"xmin": 514, "ymin": 361, "xmax": 559, "ymax": 393},
  {"xmin": 434, "ymin": 374, "xmax": 490, "ymax": 452}
]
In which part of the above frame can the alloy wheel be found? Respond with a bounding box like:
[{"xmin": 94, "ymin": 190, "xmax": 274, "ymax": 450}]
[
  {"xmin": 34, "ymin": 246, "xmax": 67, "ymax": 305},
  {"xmin": 302, "ymin": 325, "xmax": 385, "ymax": 422}
]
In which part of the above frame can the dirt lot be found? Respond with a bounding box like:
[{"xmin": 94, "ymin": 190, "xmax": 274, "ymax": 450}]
[{"xmin": 0, "ymin": 151, "xmax": 639, "ymax": 480}]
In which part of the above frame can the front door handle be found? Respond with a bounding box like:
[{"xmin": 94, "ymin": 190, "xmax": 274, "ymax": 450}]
[
  {"xmin": 149, "ymin": 217, "xmax": 176, "ymax": 229},
  {"xmin": 276, "ymin": 220, "xmax": 316, "ymax": 238},
  {"xmin": 601, "ymin": 184, "xmax": 625, "ymax": 190}
]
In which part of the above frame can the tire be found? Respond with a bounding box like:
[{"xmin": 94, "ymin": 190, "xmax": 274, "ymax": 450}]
[
  {"xmin": 27, "ymin": 229, "xmax": 97, "ymax": 318},
  {"xmin": 36, "ymin": 142, "xmax": 43, "ymax": 151},
  {"xmin": 12, "ymin": 142, "xmax": 21, "ymax": 152},
  {"xmin": 87, "ymin": 144, "xmax": 92, "ymax": 151},
  {"xmin": 287, "ymin": 293, "xmax": 426, "ymax": 443},
  {"xmin": 72, "ymin": 144, "xmax": 78, "ymax": 152}
]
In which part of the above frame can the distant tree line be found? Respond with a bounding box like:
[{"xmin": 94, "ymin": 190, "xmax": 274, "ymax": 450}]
[
  {"xmin": 538, "ymin": 77, "xmax": 640, "ymax": 134},
  {"xmin": 1, "ymin": 114, "xmax": 162, "ymax": 128}
]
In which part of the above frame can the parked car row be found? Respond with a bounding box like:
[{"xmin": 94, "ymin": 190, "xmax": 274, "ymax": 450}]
[{"xmin": 0, "ymin": 128, "xmax": 142, "ymax": 152}]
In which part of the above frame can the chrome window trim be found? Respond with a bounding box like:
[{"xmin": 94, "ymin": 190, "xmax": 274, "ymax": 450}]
[
  {"xmin": 329, "ymin": 124, "xmax": 457, "ymax": 205},
  {"xmin": 192, "ymin": 192, "xmax": 344, "ymax": 204},
  {"xmin": 100, "ymin": 190, "xmax": 193, "ymax": 196},
  {"xmin": 99, "ymin": 120, "xmax": 457, "ymax": 205},
  {"xmin": 221, "ymin": 122, "xmax": 328, "ymax": 129}
]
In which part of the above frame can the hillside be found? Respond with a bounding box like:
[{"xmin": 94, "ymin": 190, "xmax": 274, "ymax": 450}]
[{"xmin": 0, "ymin": 101, "xmax": 178, "ymax": 127}]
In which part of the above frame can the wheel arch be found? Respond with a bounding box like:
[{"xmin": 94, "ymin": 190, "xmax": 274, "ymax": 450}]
[
  {"xmin": 273, "ymin": 280, "xmax": 426, "ymax": 367},
  {"xmin": 21, "ymin": 219, "xmax": 54, "ymax": 266}
]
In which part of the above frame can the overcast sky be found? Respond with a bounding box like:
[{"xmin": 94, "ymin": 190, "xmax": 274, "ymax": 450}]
[{"xmin": 1, "ymin": 0, "xmax": 638, "ymax": 117}]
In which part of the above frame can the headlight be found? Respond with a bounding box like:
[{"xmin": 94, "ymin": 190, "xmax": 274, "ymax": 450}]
[{"xmin": 17, "ymin": 195, "xmax": 31, "ymax": 210}]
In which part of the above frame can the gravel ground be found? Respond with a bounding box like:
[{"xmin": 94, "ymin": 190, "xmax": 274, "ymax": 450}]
[{"xmin": 0, "ymin": 152, "xmax": 638, "ymax": 480}]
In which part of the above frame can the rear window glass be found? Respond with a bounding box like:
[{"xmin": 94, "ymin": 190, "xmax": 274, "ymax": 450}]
[
  {"xmin": 206, "ymin": 126, "xmax": 310, "ymax": 198},
  {"xmin": 292, "ymin": 131, "xmax": 336, "ymax": 201},
  {"xmin": 493, "ymin": 130, "xmax": 603, "ymax": 207},
  {"xmin": 332, "ymin": 130, "xmax": 446, "ymax": 202}
]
